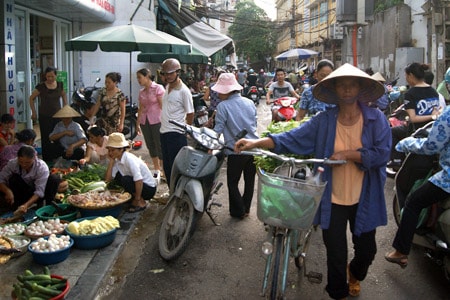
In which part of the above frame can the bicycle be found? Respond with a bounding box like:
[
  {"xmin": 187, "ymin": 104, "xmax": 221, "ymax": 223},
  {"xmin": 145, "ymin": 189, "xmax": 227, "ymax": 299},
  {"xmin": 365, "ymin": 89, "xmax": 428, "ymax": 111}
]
[{"xmin": 241, "ymin": 149, "xmax": 345, "ymax": 299}]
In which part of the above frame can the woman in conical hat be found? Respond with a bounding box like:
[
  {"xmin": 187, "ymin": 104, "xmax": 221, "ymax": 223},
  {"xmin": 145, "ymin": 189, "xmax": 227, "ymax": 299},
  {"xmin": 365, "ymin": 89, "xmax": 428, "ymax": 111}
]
[
  {"xmin": 49, "ymin": 105, "xmax": 87, "ymax": 161},
  {"xmin": 371, "ymin": 72, "xmax": 386, "ymax": 82},
  {"xmin": 235, "ymin": 63, "xmax": 391, "ymax": 299},
  {"xmin": 368, "ymin": 72, "xmax": 389, "ymax": 110}
]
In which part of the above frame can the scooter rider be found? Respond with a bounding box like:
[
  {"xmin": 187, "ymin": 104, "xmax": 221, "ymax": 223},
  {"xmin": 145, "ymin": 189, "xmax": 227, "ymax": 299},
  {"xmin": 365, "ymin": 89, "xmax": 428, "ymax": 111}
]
[
  {"xmin": 385, "ymin": 106, "xmax": 449, "ymax": 268},
  {"xmin": 246, "ymin": 69, "xmax": 258, "ymax": 87},
  {"xmin": 266, "ymin": 68, "xmax": 300, "ymax": 121},
  {"xmin": 257, "ymin": 69, "xmax": 266, "ymax": 95}
]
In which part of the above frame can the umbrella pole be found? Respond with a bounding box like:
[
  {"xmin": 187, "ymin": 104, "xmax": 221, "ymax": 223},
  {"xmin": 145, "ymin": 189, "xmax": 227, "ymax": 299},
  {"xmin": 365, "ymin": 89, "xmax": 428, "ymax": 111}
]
[{"xmin": 129, "ymin": 52, "xmax": 132, "ymax": 105}]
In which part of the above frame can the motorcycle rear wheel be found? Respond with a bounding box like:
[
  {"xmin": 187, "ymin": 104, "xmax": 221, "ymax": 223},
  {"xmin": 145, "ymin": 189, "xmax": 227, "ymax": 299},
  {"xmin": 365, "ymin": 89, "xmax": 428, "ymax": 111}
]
[
  {"xmin": 158, "ymin": 193, "xmax": 201, "ymax": 261},
  {"xmin": 122, "ymin": 115, "xmax": 137, "ymax": 141}
]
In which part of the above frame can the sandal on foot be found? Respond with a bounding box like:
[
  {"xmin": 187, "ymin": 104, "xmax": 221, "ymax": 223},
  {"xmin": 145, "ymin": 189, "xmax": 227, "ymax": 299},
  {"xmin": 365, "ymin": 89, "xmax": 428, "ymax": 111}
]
[
  {"xmin": 347, "ymin": 265, "xmax": 360, "ymax": 297},
  {"xmin": 384, "ymin": 252, "xmax": 408, "ymax": 268},
  {"xmin": 127, "ymin": 202, "xmax": 149, "ymax": 213}
]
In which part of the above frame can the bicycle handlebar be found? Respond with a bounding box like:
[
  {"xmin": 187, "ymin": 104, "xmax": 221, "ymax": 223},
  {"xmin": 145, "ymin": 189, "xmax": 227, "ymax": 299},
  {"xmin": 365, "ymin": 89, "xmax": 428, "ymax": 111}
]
[{"xmin": 240, "ymin": 149, "xmax": 347, "ymax": 165}]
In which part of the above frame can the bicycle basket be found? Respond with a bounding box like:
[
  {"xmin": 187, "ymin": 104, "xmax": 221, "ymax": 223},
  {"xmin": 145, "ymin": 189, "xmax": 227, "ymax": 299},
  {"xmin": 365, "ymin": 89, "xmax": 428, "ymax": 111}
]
[{"xmin": 256, "ymin": 167, "xmax": 327, "ymax": 230}]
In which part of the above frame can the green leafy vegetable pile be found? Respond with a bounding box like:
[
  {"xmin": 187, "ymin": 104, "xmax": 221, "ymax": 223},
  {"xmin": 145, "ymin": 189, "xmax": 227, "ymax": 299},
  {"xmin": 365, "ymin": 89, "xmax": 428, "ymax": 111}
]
[{"xmin": 255, "ymin": 119, "xmax": 311, "ymax": 173}]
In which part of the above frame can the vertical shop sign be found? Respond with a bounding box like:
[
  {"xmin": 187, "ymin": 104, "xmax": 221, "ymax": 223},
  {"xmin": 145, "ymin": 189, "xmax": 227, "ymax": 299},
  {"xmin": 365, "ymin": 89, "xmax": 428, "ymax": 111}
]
[
  {"xmin": 4, "ymin": 0, "xmax": 16, "ymax": 117},
  {"xmin": 56, "ymin": 71, "xmax": 68, "ymax": 94}
]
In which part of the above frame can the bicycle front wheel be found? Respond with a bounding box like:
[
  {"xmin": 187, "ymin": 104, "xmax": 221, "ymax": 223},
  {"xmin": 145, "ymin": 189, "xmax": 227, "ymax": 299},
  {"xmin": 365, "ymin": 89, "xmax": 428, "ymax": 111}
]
[{"xmin": 269, "ymin": 233, "xmax": 284, "ymax": 300}]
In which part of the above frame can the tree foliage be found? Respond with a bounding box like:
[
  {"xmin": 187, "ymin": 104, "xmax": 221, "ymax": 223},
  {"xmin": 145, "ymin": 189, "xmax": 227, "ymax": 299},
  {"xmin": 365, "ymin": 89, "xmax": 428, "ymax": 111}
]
[
  {"xmin": 374, "ymin": 0, "xmax": 404, "ymax": 13},
  {"xmin": 228, "ymin": 1, "xmax": 277, "ymax": 65}
]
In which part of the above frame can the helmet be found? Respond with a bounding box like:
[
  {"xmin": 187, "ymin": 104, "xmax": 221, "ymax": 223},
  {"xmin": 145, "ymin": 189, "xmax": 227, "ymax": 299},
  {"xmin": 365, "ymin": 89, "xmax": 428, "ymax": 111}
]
[
  {"xmin": 445, "ymin": 67, "xmax": 450, "ymax": 84},
  {"xmin": 260, "ymin": 69, "xmax": 264, "ymax": 73},
  {"xmin": 161, "ymin": 58, "xmax": 181, "ymax": 74},
  {"xmin": 249, "ymin": 68, "xmax": 254, "ymax": 74}
]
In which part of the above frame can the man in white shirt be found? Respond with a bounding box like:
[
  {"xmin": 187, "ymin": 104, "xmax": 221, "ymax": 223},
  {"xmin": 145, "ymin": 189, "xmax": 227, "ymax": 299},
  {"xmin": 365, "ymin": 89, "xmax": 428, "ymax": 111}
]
[{"xmin": 159, "ymin": 58, "xmax": 195, "ymax": 187}]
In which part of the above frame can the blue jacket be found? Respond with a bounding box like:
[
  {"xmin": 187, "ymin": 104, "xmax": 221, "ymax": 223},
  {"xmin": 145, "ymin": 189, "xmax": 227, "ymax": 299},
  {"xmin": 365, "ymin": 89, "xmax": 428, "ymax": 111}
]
[{"xmin": 269, "ymin": 103, "xmax": 391, "ymax": 235}]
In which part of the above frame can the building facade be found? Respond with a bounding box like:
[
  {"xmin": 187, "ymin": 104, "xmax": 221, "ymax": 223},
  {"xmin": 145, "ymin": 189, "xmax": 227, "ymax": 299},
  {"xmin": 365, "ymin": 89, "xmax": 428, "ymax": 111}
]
[{"xmin": 273, "ymin": 0, "xmax": 450, "ymax": 86}]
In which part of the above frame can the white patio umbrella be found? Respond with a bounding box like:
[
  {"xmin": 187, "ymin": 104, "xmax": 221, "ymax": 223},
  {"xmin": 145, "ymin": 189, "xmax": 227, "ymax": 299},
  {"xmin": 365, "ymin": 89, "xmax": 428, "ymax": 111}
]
[{"xmin": 275, "ymin": 48, "xmax": 319, "ymax": 61}]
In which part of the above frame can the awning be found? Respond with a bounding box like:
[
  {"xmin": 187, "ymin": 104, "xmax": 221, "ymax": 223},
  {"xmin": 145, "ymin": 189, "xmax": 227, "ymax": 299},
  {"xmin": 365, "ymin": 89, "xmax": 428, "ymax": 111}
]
[
  {"xmin": 138, "ymin": 47, "xmax": 209, "ymax": 64},
  {"xmin": 156, "ymin": 0, "xmax": 236, "ymax": 66}
]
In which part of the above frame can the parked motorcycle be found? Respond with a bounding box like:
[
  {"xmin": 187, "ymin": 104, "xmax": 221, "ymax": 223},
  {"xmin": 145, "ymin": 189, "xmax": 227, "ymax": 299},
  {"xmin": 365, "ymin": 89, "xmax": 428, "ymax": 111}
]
[
  {"xmin": 123, "ymin": 98, "xmax": 139, "ymax": 142},
  {"xmin": 272, "ymin": 96, "xmax": 299, "ymax": 122},
  {"xmin": 71, "ymin": 78, "xmax": 101, "ymax": 115},
  {"xmin": 192, "ymin": 93, "xmax": 209, "ymax": 127},
  {"xmin": 158, "ymin": 120, "xmax": 239, "ymax": 260},
  {"xmin": 246, "ymin": 85, "xmax": 260, "ymax": 105},
  {"xmin": 392, "ymin": 122, "xmax": 450, "ymax": 281},
  {"xmin": 71, "ymin": 78, "xmax": 138, "ymax": 141}
]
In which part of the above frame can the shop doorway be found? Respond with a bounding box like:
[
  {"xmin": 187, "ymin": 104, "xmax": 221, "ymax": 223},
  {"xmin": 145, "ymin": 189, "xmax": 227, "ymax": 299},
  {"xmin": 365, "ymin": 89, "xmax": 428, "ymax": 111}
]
[{"xmin": 14, "ymin": 8, "xmax": 71, "ymax": 131}]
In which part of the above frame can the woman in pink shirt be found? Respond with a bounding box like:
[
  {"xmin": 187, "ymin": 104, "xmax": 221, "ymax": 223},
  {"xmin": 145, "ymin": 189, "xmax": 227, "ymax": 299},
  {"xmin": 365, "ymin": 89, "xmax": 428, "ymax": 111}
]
[{"xmin": 136, "ymin": 68, "xmax": 165, "ymax": 178}]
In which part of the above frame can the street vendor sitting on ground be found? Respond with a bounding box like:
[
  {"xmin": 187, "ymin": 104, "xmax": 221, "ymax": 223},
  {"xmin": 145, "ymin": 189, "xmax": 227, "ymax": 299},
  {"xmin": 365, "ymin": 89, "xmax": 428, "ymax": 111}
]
[
  {"xmin": 0, "ymin": 145, "xmax": 61, "ymax": 214},
  {"xmin": 105, "ymin": 132, "xmax": 157, "ymax": 213},
  {"xmin": 49, "ymin": 105, "xmax": 87, "ymax": 161}
]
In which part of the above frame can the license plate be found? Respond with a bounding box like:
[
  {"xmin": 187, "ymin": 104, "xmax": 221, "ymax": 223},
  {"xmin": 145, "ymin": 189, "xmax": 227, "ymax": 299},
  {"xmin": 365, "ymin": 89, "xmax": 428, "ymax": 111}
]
[
  {"xmin": 251, "ymin": 94, "xmax": 257, "ymax": 99},
  {"xmin": 198, "ymin": 115, "xmax": 209, "ymax": 125}
]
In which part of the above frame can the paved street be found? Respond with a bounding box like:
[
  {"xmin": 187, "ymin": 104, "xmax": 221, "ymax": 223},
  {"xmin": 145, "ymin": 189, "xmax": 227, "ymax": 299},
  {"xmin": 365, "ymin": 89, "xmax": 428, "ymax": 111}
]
[{"xmin": 96, "ymin": 101, "xmax": 450, "ymax": 300}]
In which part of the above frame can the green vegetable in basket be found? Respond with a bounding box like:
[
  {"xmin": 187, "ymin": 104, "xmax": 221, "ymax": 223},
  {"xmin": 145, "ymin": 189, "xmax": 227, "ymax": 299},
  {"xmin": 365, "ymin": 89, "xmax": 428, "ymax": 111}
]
[{"xmin": 261, "ymin": 185, "xmax": 303, "ymax": 220}]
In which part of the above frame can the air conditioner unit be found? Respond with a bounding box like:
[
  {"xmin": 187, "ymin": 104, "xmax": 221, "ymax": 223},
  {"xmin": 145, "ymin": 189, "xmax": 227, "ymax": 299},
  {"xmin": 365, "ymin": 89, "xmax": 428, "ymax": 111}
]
[
  {"xmin": 336, "ymin": 0, "xmax": 374, "ymax": 22},
  {"xmin": 329, "ymin": 23, "xmax": 344, "ymax": 40}
]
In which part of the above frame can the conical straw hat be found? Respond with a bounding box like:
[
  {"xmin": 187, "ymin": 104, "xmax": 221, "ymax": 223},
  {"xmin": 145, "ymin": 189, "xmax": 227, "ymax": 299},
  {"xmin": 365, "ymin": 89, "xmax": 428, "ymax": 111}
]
[
  {"xmin": 312, "ymin": 63, "xmax": 385, "ymax": 104},
  {"xmin": 53, "ymin": 105, "xmax": 82, "ymax": 118},
  {"xmin": 371, "ymin": 72, "xmax": 386, "ymax": 82}
]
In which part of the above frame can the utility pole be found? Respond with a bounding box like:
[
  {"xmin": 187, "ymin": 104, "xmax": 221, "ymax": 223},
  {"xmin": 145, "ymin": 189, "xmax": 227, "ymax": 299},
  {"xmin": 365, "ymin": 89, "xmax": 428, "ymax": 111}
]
[
  {"xmin": 337, "ymin": 0, "xmax": 373, "ymax": 67},
  {"xmin": 290, "ymin": 0, "xmax": 296, "ymax": 49}
]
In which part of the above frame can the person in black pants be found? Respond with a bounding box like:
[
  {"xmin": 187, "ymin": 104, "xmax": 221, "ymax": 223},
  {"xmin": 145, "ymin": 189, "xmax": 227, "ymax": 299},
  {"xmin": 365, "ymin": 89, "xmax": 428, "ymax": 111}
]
[
  {"xmin": 213, "ymin": 73, "xmax": 258, "ymax": 219},
  {"xmin": 385, "ymin": 106, "xmax": 450, "ymax": 268},
  {"xmin": 159, "ymin": 58, "xmax": 194, "ymax": 187},
  {"xmin": 235, "ymin": 64, "xmax": 391, "ymax": 299}
]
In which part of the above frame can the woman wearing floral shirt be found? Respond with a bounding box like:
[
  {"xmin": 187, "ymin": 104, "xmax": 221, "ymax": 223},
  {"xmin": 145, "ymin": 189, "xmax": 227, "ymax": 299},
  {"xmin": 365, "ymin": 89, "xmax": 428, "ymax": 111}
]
[{"xmin": 94, "ymin": 72, "xmax": 126, "ymax": 135}]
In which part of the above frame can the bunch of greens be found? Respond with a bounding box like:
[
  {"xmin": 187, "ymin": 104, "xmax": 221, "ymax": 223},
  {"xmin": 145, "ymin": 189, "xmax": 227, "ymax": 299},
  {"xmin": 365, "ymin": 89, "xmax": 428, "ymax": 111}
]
[
  {"xmin": 63, "ymin": 163, "xmax": 107, "ymax": 182},
  {"xmin": 255, "ymin": 119, "xmax": 311, "ymax": 173}
]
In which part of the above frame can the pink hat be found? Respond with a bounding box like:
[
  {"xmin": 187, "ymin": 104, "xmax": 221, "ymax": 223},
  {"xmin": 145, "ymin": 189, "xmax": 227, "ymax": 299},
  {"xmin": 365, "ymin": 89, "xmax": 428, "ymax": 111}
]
[{"xmin": 211, "ymin": 73, "xmax": 243, "ymax": 94}]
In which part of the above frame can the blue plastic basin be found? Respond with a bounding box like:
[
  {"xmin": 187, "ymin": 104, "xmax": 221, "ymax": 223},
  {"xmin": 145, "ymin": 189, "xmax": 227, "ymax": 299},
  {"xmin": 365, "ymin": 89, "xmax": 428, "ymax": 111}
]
[
  {"xmin": 28, "ymin": 236, "xmax": 74, "ymax": 265},
  {"xmin": 65, "ymin": 216, "xmax": 118, "ymax": 250}
]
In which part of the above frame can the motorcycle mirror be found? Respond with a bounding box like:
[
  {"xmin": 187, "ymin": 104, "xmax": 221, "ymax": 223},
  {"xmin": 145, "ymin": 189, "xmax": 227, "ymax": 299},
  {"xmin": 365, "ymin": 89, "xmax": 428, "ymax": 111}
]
[{"xmin": 96, "ymin": 77, "xmax": 101, "ymax": 82}]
